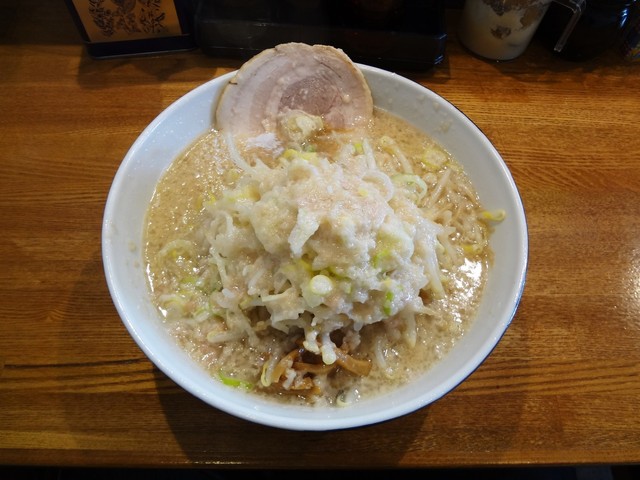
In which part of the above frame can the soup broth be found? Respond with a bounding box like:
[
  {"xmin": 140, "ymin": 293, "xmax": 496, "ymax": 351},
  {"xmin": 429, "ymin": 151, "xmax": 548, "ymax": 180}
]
[{"xmin": 144, "ymin": 108, "xmax": 493, "ymax": 406}]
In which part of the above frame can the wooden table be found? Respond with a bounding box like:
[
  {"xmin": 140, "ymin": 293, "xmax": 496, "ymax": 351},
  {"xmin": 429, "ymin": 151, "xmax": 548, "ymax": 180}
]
[{"xmin": 1, "ymin": 1, "xmax": 639, "ymax": 469}]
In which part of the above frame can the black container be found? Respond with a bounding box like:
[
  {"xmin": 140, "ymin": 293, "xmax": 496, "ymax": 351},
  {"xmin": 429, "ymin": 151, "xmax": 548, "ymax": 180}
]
[
  {"xmin": 537, "ymin": 0, "xmax": 638, "ymax": 60},
  {"xmin": 193, "ymin": 0, "xmax": 447, "ymax": 71}
]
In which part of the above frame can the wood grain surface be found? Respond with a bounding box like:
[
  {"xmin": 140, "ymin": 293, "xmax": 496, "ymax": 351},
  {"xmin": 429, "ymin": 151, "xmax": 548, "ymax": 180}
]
[{"xmin": 1, "ymin": 1, "xmax": 639, "ymax": 469}]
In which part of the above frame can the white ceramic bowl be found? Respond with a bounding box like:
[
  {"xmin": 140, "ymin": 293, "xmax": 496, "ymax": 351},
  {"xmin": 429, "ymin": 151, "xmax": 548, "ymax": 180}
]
[{"xmin": 102, "ymin": 64, "xmax": 528, "ymax": 431}]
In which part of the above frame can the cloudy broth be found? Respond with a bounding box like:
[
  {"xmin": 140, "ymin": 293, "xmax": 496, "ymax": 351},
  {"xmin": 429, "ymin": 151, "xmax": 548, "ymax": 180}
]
[{"xmin": 144, "ymin": 108, "xmax": 491, "ymax": 406}]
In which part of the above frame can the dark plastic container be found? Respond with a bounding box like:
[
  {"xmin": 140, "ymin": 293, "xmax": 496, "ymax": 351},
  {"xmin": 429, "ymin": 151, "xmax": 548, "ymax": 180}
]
[{"xmin": 193, "ymin": 0, "xmax": 447, "ymax": 71}]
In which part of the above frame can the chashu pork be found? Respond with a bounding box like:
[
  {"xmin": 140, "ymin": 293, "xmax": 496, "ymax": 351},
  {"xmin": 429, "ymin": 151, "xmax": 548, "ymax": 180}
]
[{"xmin": 215, "ymin": 43, "xmax": 373, "ymax": 138}]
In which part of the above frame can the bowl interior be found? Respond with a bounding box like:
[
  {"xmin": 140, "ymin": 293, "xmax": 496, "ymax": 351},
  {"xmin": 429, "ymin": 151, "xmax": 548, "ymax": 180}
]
[{"xmin": 102, "ymin": 65, "xmax": 528, "ymax": 431}]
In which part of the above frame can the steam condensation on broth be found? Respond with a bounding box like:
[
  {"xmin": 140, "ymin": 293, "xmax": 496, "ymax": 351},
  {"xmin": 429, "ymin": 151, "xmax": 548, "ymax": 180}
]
[{"xmin": 144, "ymin": 107, "xmax": 496, "ymax": 407}]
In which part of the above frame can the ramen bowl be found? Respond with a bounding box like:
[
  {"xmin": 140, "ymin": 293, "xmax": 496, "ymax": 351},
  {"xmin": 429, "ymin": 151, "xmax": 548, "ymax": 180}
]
[{"xmin": 102, "ymin": 64, "xmax": 528, "ymax": 431}]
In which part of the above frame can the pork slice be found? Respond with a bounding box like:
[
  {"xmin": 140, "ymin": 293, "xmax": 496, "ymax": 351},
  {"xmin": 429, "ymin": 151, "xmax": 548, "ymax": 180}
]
[{"xmin": 215, "ymin": 43, "xmax": 373, "ymax": 137}]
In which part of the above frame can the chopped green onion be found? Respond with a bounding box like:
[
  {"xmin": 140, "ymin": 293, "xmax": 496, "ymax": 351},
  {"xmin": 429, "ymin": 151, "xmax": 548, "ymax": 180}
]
[
  {"xmin": 279, "ymin": 148, "xmax": 318, "ymax": 162},
  {"xmin": 462, "ymin": 243, "xmax": 484, "ymax": 255},
  {"xmin": 480, "ymin": 209, "xmax": 506, "ymax": 222},
  {"xmin": 391, "ymin": 174, "xmax": 428, "ymax": 203},
  {"xmin": 218, "ymin": 371, "xmax": 253, "ymax": 390},
  {"xmin": 383, "ymin": 290, "xmax": 394, "ymax": 316}
]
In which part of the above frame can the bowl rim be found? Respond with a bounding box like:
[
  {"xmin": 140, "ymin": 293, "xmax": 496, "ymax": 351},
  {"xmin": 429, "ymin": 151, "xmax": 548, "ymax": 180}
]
[{"xmin": 102, "ymin": 63, "xmax": 528, "ymax": 431}]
